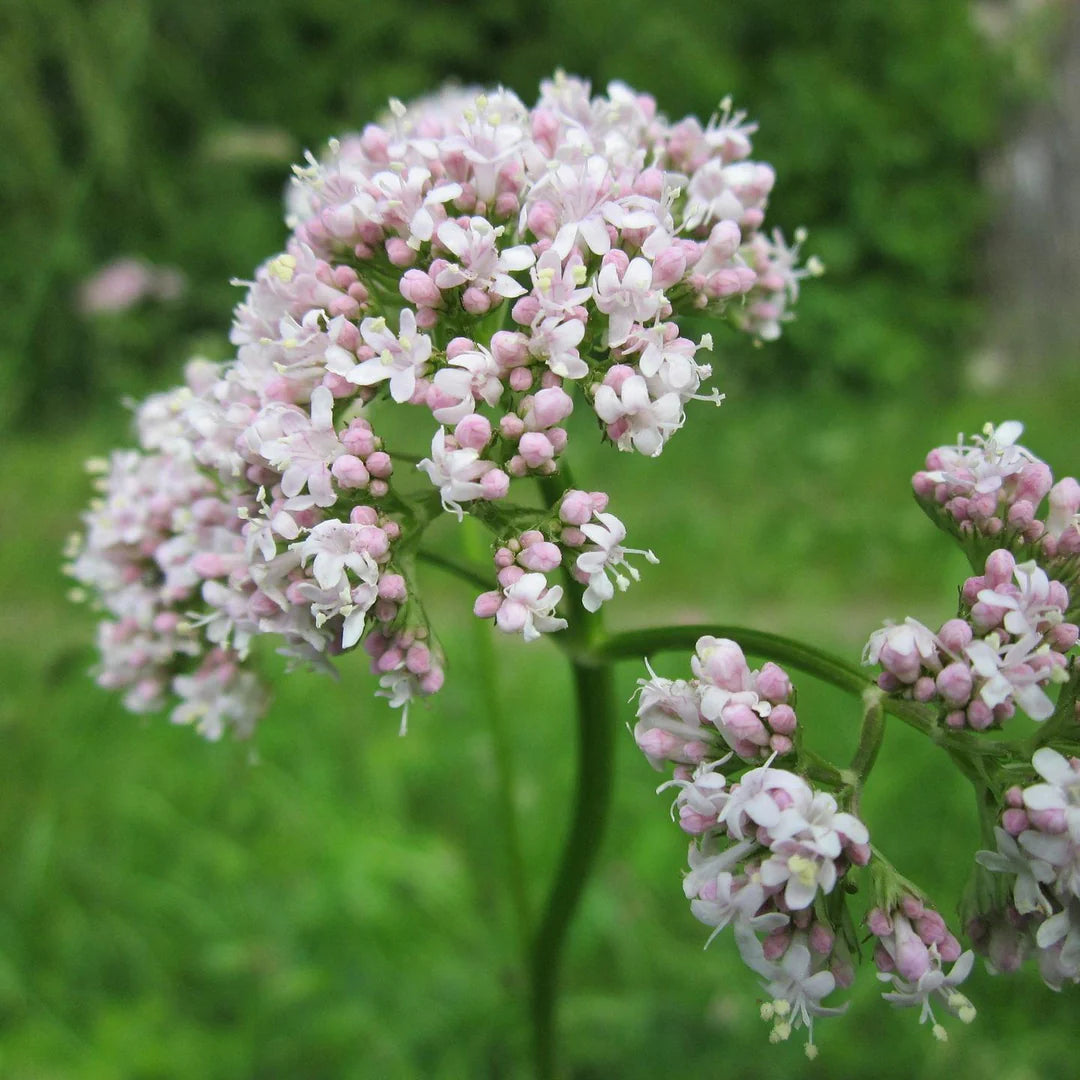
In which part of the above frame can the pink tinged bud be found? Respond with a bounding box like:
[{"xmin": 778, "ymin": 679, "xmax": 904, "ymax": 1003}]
[
  {"xmin": 1007, "ymin": 500, "xmax": 1035, "ymax": 529},
  {"xmin": 650, "ymin": 245, "xmax": 687, "ymax": 289},
  {"xmin": 474, "ymin": 590, "xmax": 503, "ymax": 618},
  {"xmin": 768, "ymin": 703, "xmax": 797, "ymax": 735},
  {"xmin": 915, "ymin": 910, "xmax": 947, "ymax": 946},
  {"xmin": 376, "ymin": 647, "xmax": 404, "ymax": 673},
  {"xmin": 518, "ymin": 542, "xmax": 562, "ymax": 573},
  {"xmin": 894, "ymin": 921, "xmax": 932, "ymax": 981},
  {"xmin": 1015, "ymin": 462, "xmax": 1053, "ymax": 504},
  {"xmin": 847, "ymin": 842, "xmax": 871, "ymax": 867},
  {"xmin": 762, "ymin": 929, "xmax": 791, "ymax": 962},
  {"xmin": 415, "ymin": 307, "xmax": 438, "ymax": 329},
  {"xmin": 495, "ymin": 547, "xmax": 515, "ymax": 569},
  {"xmin": 385, "ymin": 237, "xmax": 416, "ymax": 267},
  {"xmin": 454, "ymin": 413, "xmax": 492, "ymax": 451},
  {"xmin": 1001, "ymin": 808, "xmax": 1029, "ymax": 836},
  {"xmin": 405, "ymin": 643, "xmax": 431, "ymax": 674},
  {"xmin": 635, "ymin": 726, "xmax": 683, "ymax": 761},
  {"xmin": 912, "ymin": 472, "xmax": 936, "ymax": 498},
  {"xmin": 697, "ymin": 639, "xmax": 750, "ymax": 691},
  {"xmin": 755, "ymin": 662, "xmax": 792, "ymax": 703},
  {"xmin": 355, "ymin": 526, "xmax": 389, "ymax": 559},
  {"xmin": 809, "ymin": 923, "xmax": 835, "ymax": 955},
  {"xmin": 938, "ymin": 618, "xmax": 973, "ymax": 654},
  {"xmin": 526, "ymin": 386, "xmax": 574, "ymax": 429},
  {"xmin": 938, "ymin": 935, "xmax": 961, "ymax": 963},
  {"xmin": 249, "ymin": 591, "xmax": 281, "ymax": 617},
  {"xmin": 539, "ymin": 370, "xmax": 563, "ymax": 390},
  {"xmin": 342, "ymin": 421, "xmax": 376, "ymax": 458},
  {"xmin": 377, "ymin": 574, "xmax": 407, "ymax": 602},
  {"xmin": 508, "ymin": 367, "xmax": 533, "ymax": 391},
  {"xmin": 507, "ymin": 455, "xmax": 527, "ymax": 477},
  {"xmin": 967, "ymin": 700, "xmax": 994, "ymax": 730},
  {"xmin": 462, "ymin": 287, "xmax": 491, "ymax": 315},
  {"xmin": 446, "ymin": 336, "xmax": 475, "ymax": 360},
  {"xmin": 366, "ymin": 451, "xmax": 393, "ymax": 479},
  {"xmin": 491, "ymin": 330, "xmax": 529, "ymax": 368},
  {"xmin": 480, "ymin": 469, "xmax": 510, "ymax": 500},
  {"xmin": 678, "ymin": 807, "xmax": 717, "ymax": 835},
  {"xmin": 900, "ymin": 895, "xmax": 924, "ymax": 919},
  {"xmin": 323, "ymin": 372, "xmax": 355, "ymax": 397},
  {"xmin": 527, "ymin": 201, "xmax": 558, "ymax": 239},
  {"xmin": 369, "ymin": 479, "xmax": 389, "ymax": 498},
  {"xmin": 152, "ymin": 611, "xmax": 181, "ymax": 632},
  {"xmin": 601, "ymin": 248, "xmax": 630, "ymax": 274},
  {"xmin": 1049, "ymin": 622, "xmax": 1079, "ymax": 650},
  {"xmin": 721, "ymin": 703, "xmax": 768, "ymax": 746},
  {"xmin": 558, "ymin": 489, "xmax": 594, "ymax": 526},
  {"xmin": 602, "ymin": 363, "xmax": 635, "ymax": 393},
  {"xmin": 768, "ymin": 734, "xmax": 793, "ymax": 755},
  {"xmin": 867, "ymin": 908, "xmax": 893, "ymax": 937},
  {"xmin": 497, "ymin": 565, "xmax": 525, "ymax": 588},
  {"xmin": 331, "ymin": 455, "xmax": 370, "ymax": 488},
  {"xmin": 1004, "ymin": 785, "xmax": 1024, "ymax": 809},
  {"xmin": 913, "ymin": 676, "xmax": 937, "ymax": 702},
  {"xmin": 420, "ymin": 668, "xmax": 445, "ymax": 694},
  {"xmin": 1028, "ymin": 808, "xmax": 1067, "ymax": 833},
  {"xmin": 985, "ymin": 548, "xmax": 1016, "ymax": 589},
  {"xmin": 1046, "ymin": 582, "xmax": 1070, "ymax": 614},
  {"xmin": 878, "ymin": 672, "xmax": 902, "ymax": 692},
  {"xmin": 936, "ymin": 662, "xmax": 973, "ymax": 706},
  {"xmin": 517, "ymin": 432, "xmax": 555, "ymax": 468},
  {"xmin": 511, "ymin": 295, "xmax": 541, "ymax": 325},
  {"xmin": 350, "ymin": 505, "xmax": 378, "ymax": 526},
  {"xmin": 499, "ymin": 413, "xmax": 526, "ymax": 439}
]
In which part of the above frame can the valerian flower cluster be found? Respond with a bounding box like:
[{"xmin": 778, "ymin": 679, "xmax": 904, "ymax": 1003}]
[
  {"xmin": 65, "ymin": 75, "xmax": 813, "ymax": 738},
  {"xmin": 633, "ymin": 422, "xmax": 1077, "ymax": 1057}
]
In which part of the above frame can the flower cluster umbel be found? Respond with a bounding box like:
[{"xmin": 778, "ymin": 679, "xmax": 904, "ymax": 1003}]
[
  {"xmin": 634, "ymin": 637, "xmax": 977, "ymax": 1056},
  {"xmin": 65, "ymin": 75, "xmax": 812, "ymax": 737}
]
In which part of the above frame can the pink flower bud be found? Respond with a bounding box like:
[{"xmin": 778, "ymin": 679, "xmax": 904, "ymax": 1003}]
[
  {"xmin": 768, "ymin": 703, "xmax": 797, "ymax": 735},
  {"xmin": 867, "ymin": 908, "xmax": 892, "ymax": 937},
  {"xmin": 755, "ymin": 662, "xmax": 791, "ymax": 703},
  {"xmin": 984, "ymin": 548, "xmax": 1016, "ymax": 589},
  {"xmin": 405, "ymin": 643, "xmax": 431, "ymax": 674},
  {"xmin": 601, "ymin": 248, "xmax": 630, "ymax": 274},
  {"xmin": 517, "ymin": 432, "xmax": 555, "ymax": 468},
  {"xmin": 527, "ymin": 201, "xmax": 558, "ymax": 239},
  {"xmin": 1002, "ymin": 808, "xmax": 1029, "ymax": 835},
  {"xmin": 462, "ymin": 287, "xmax": 491, "ymax": 315},
  {"xmin": 650, "ymin": 245, "xmax": 687, "ymax": 289},
  {"xmin": 491, "ymin": 330, "xmax": 529, "ymax": 368},
  {"xmin": 420, "ymin": 668, "xmax": 445, "ymax": 694},
  {"xmin": 509, "ymin": 367, "xmax": 533, "ymax": 391},
  {"xmin": 366, "ymin": 451, "xmax": 393, "ymax": 479},
  {"xmin": 935, "ymin": 662, "xmax": 973, "ymax": 706},
  {"xmin": 331, "ymin": 454, "xmax": 370, "ymax": 488},
  {"xmin": 937, "ymin": 618, "xmax": 973, "ymax": 654},
  {"xmin": 966, "ymin": 699, "xmax": 994, "ymax": 730},
  {"xmin": 355, "ymin": 525, "xmax": 389, "ymax": 559},
  {"xmin": 913, "ymin": 675, "xmax": 937, "ymax": 702},
  {"xmin": 559, "ymin": 490, "xmax": 594, "ymax": 526},
  {"xmin": 721, "ymin": 703, "xmax": 768, "ymax": 746},
  {"xmin": 769, "ymin": 734, "xmax": 793, "ymax": 755},
  {"xmin": 342, "ymin": 420, "xmax": 376, "ymax": 458},
  {"xmin": 473, "ymin": 590, "xmax": 503, "ymax": 618},
  {"xmin": 809, "ymin": 923, "xmax": 834, "ymax": 955},
  {"xmin": 454, "ymin": 413, "xmax": 492, "ymax": 451},
  {"xmin": 350, "ymin": 505, "xmax": 378, "ymax": 527},
  {"xmin": 525, "ymin": 386, "xmax": 574, "ymax": 429},
  {"xmin": 445, "ymin": 336, "xmax": 474, "ymax": 360},
  {"xmin": 385, "ymin": 237, "xmax": 416, "ymax": 267},
  {"xmin": 518, "ymin": 541, "xmax": 562, "ymax": 572},
  {"xmin": 696, "ymin": 638, "xmax": 749, "ymax": 691},
  {"xmin": 1028, "ymin": 808, "xmax": 1067, "ymax": 834},
  {"xmin": 499, "ymin": 413, "xmax": 526, "ymax": 439},
  {"xmin": 511, "ymin": 294, "xmax": 541, "ymax": 325},
  {"xmin": 480, "ymin": 469, "xmax": 510, "ymax": 500}
]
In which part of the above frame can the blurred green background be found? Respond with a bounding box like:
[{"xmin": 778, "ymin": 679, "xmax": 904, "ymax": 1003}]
[{"xmin": 2, "ymin": 0, "xmax": 1078, "ymax": 1076}]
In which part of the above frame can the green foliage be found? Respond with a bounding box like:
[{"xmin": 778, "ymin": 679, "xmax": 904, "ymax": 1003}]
[{"xmin": 3, "ymin": 0, "xmax": 1019, "ymax": 431}]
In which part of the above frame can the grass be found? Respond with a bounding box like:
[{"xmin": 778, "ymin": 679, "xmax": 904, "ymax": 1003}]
[{"xmin": 2, "ymin": 370, "xmax": 1079, "ymax": 1078}]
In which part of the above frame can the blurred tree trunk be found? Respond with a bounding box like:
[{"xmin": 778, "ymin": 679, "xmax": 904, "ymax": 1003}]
[{"xmin": 983, "ymin": 1, "xmax": 1080, "ymax": 373}]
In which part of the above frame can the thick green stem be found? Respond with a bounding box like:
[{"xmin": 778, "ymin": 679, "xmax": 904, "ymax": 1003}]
[{"xmin": 527, "ymin": 655, "xmax": 616, "ymax": 1080}]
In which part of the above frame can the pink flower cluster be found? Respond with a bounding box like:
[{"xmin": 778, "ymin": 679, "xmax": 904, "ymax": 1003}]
[
  {"xmin": 913, "ymin": 421, "xmax": 1080, "ymax": 578},
  {"xmin": 634, "ymin": 636, "xmax": 799, "ymax": 766},
  {"xmin": 973, "ymin": 748, "xmax": 1080, "ymax": 990},
  {"xmin": 864, "ymin": 549, "xmax": 1076, "ymax": 728},
  {"xmin": 633, "ymin": 638, "xmax": 881, "ymax": 1055},
  {"xmin": 69, "ymin": 77, "xmax": 807, "ymax": 735},
  {"xmin": 868, "ymin": 896, "xmax": 975, "ymax": 1040}
]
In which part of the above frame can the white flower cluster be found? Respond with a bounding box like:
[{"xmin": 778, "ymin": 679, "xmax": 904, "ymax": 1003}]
[
  {"xmin": 68, "ymin": 76, "xmax": 809, "ymax": 735},
  {"xmin": 974, "ymin": 748, "xmax": 1080, "ymax": 990}
]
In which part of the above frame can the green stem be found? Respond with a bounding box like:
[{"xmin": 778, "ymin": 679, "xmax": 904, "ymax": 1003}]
[
  {"xmin": 415, "ymin": 547, "xmax": 492, "ymax": 593},
  {"xmin": 527, "ymin": 655, "xmax": 615, "ymax": 1080},
  {"xmin": 849, "ymin": 688, "xmax": 887, "ymax": 784}
]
